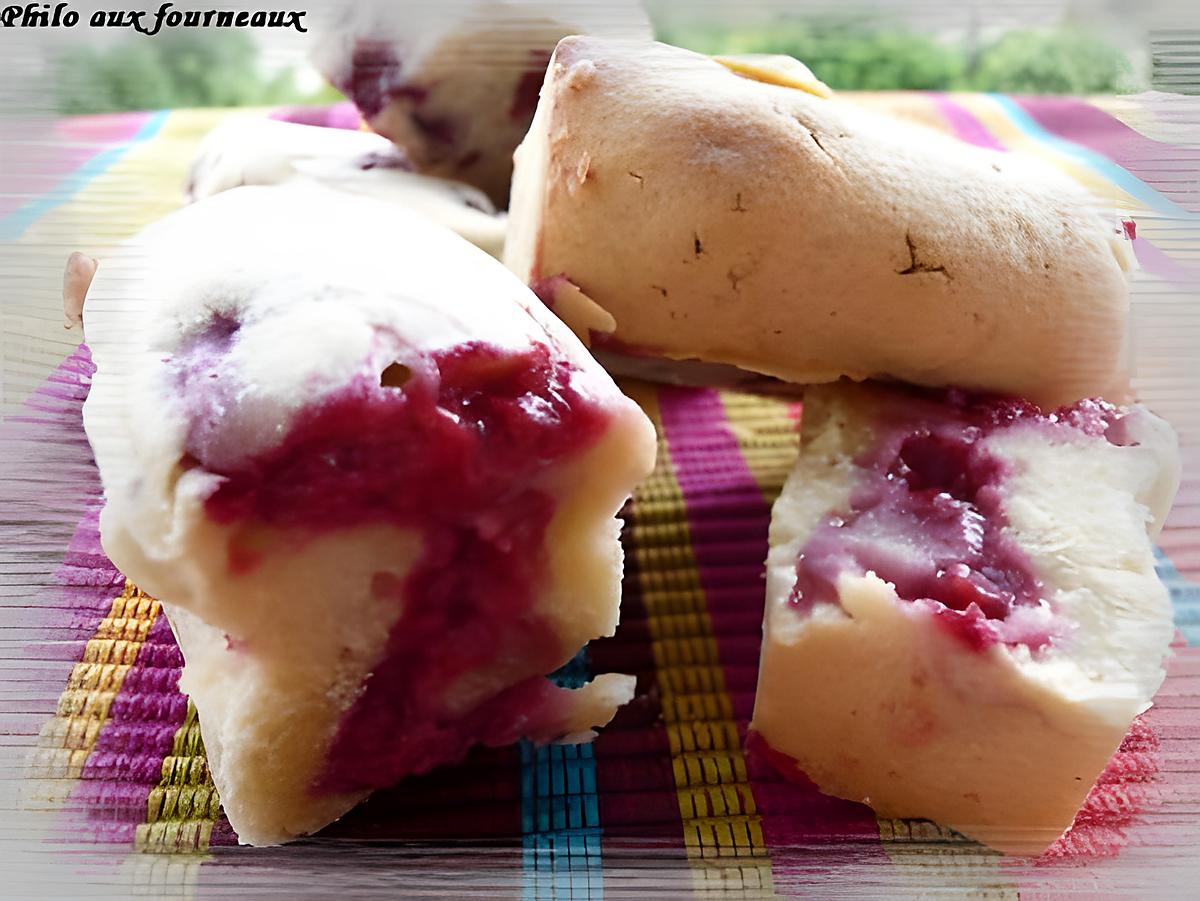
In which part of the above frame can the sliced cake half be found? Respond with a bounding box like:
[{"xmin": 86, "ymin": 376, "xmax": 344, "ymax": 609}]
[
  {"xmin": 311, "ymin": 0, "xmax": 651, "ymax": 206},
  {"xmin": 752, "ymin": 380, "xmax": 1178, "ymax": 854},
  {"xmin": 81, "ymin": 183, "xmax": 656, "ymax": 844}
]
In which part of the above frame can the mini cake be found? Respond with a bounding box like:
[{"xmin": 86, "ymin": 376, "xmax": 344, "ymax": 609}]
[
  {"xmin": 185, "ymin": 118, "xmax": 506, "ymax": 258},
  {"xmin": 81, "ymin": 183, "xmax": 656, "ymax": 844},
  {"xmin": 752, "ymin": 380, "xmax": 1178, "ymax": 854},
  {"xmin": 505, "ymin": 37, "xmax": 1136, "ymax": 407},
  {"xmin": 310, "ymin": 0, "xmax": 651, "ymax": 206}
]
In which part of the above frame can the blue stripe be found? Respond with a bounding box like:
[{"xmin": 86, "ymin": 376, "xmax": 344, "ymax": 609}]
[
  {"xmin": 987, "ymin": 94, "xmax": 1197, "ymax": 220},
  {"xmin": 0, "ymin": 110, "xmax": 170, "ymax": 241},
  {"xmin": 521, "ymin": 648, "xmax": 605, "ymax": 900},
  {"xmin": 1156, "ymin": 548, "xmax": 1200, "ymax": 646}
]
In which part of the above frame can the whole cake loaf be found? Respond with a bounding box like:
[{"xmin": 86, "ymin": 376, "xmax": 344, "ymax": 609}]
[{"xmin": 505, "ymin": 37, "xmax": 1136, "ymax": 406}]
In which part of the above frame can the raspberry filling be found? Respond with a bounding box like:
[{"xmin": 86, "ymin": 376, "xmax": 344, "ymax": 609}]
[
  {"xmin": 791, "ymin": 390, "xmax": 1126, "ymax": 651},
  {"xmin": 180, "ymin": 335, "xmax": 610, "ymax": 794},
  {"xmin": 508, "ymin": 50, "xmax": 552, "ymax": 122},
  {"xmin": 338, "ymin": 41, "xmax": 406, "ymax": 120},
  {"xmin": 337, "ymin": 41, "xmax": 458, "ymax": 151}
]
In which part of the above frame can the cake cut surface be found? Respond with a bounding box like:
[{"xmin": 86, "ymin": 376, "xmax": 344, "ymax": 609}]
[
  {"xmin": 753, "ymin": 380, "xmax": 1178, "ymax": 854},
  {"xmin": 81, "ymin": 183, "xmax": 656, "ymax": 844}
]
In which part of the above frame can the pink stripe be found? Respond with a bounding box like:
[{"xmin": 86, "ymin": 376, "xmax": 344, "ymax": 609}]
[
  {"xmin": 1133, "ymin": 235, "xmax": 1200, "ymax": 285},
  {"xmin": 1015, "ymin": 641, "xmax": 1194, "ymax": 882},
  {"xmin": 930, "ymin": 97, "xmax": 1192, "ymax": 288},
  {"xmin": 1032, "ymin": 716, "xmax": 1159, "ymax": 862},
  {"xmin": 657, "ymin": 387, "xmax": 886, "ymax": 860},
  {"xmin": 657, "ymin": 387, "xmax": 773, "ymax": 722},
  {"xmin": 55, "ymin": 111, "xmax": 155, "ymax": 143},
  {"xmin": 932, "ymin": 94, "xmax": 1008, "ymax": 151},
  {"xmin": 269, "ymin": 101, "xmax": 363, "ymax": 131},
  {"xmin": 1015, "ymin": 97, "xmax": 1200, "ymax": 214}
]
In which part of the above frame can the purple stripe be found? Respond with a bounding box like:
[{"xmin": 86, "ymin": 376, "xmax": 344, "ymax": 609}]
[
  {"xmin": 8, "ymin": 346, "xmax": 120, "ymax": 641},
  {"xmin": 657, "ymin": 388, "xmax": 772, "ymax": 712},
  {"xmin": 24, "ymin": 342, "xmax": 223, "ymax": 849},
  {"xmin": 932, "ymin": 94, "xmax": 1008, "ymax": 151},
  {"xmin": 656, "ymin": 387, "xmax": 886, "ymax": 858},
  {"xmin": 1133, "ymin": 236, "xmax": 1200, "ymax": 285},
  {"xmin": 209, "ymin": 816, "xmax": 238, "ymax": 847},
  {"xmin": 269, "ymin": 101, "xmax": 363, "ymax": 130},
  {"xmin": 1015, "ymin": 97, "xmax": 1200, "ymax": 214},
  {"xmin": 9, "ymin": 341, "xmax": 176, "ymax": 848},
  {"xmin": 53, "ymin": 502, "xmax": 124, "ymax": 642},
  {"xmin": 84, "ymin": 615, "xmax": 185, "ymax": 771},
  {"xmin": 76, "ymin": 613, "xmax": 189, "ymax": 844}
]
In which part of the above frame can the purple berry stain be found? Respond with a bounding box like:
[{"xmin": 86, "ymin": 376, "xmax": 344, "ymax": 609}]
[{"xmin": 791, "ymin": 388, "xmax": 1125, "ymax": 651}]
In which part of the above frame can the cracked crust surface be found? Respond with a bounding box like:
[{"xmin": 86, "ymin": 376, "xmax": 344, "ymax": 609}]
[{"xmin": 506, "ymin": 38, "xmax": 1133, "ymax": 406}]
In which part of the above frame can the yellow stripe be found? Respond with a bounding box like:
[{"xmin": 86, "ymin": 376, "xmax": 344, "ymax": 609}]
[
  {"xmin": 845, "ymin": 90, "xmax": 955, "ymax": 134},
  {"xmin": 32, "ymin": 580, "xmax": 160, "ymax": 779},
  {"xmin": 29, "ymin": 570, "xmax": 222, "ymax": 853},
  {"xmin": 18, "ymin": 108, "xmax": 233, "ymax": 251},
  {"xmin": 137, "ymin": 700, "xmax": 222, "ymax": 854},
  {"xmin": 716, "ymin": 391, "xmax": 799, "ymax": 505},
  {"xmin": 622, "ymin": 382, "xmax": 773, "ymax": 894},
  {"xmin": 876, "ymin": 818, "xmax": 1016, "ymax": 895}
]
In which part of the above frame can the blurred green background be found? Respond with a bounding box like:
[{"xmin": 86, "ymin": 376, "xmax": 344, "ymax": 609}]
[
  {"xmin": 54, "ymin": 32, "xmax": 341, "ymax": 114},
  {"xmin": 54, "ymin": 21, "xmax": 1138, "ymax": 115},
  {"xmin": 663, "ymin": 22, "xmax": 1135, "ymax": 94}
]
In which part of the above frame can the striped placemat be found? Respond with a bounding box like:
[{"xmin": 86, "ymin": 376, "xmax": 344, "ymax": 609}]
[{"xmin": 4, "ymin": 94, "xmax": 1200, "ymax": 896}]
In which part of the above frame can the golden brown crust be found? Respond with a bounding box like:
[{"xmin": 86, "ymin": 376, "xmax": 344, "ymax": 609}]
[{"xmin": 506, "ymin": 38, "xmax": 1132, "ymax": 406}]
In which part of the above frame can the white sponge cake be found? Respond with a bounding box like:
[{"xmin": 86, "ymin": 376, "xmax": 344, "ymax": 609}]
[
  {"xmin": 81, "ymin": 183, "xmax": 656, "ymax": 843},
  {"xmin": 752, "ymin": 380, "xmax": 1178, "ymax": 854},
  {"xmin": 311, "ymin": 0, "xmax": 651, "ymax": 206},
  {"xmin": 185, "ymin": 117, "xmax": 507, "ymax": 257}
]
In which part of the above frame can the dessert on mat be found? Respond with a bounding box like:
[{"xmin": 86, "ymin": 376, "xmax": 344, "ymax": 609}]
[
  {"xmin": 505, "ymin": 36, "xmax": 1137, "ymax": 407},
  {"xmin": 311, "ymin": 0, "xmax": 652, "ymax": 207},
  {"xmin": 62, "ymin": 26, "xmax": 1181, "ymax": 861},
  {"xmin": 185, "ymin": 117, "xmax": 507, "ymax": 258},
  {"xmin": 752, "ymin": 380, "xmax": 1179, "ymax": 854},
  {"xmin": 80, "ymin": 183, "xmax": 656, "ymax": 844}
]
